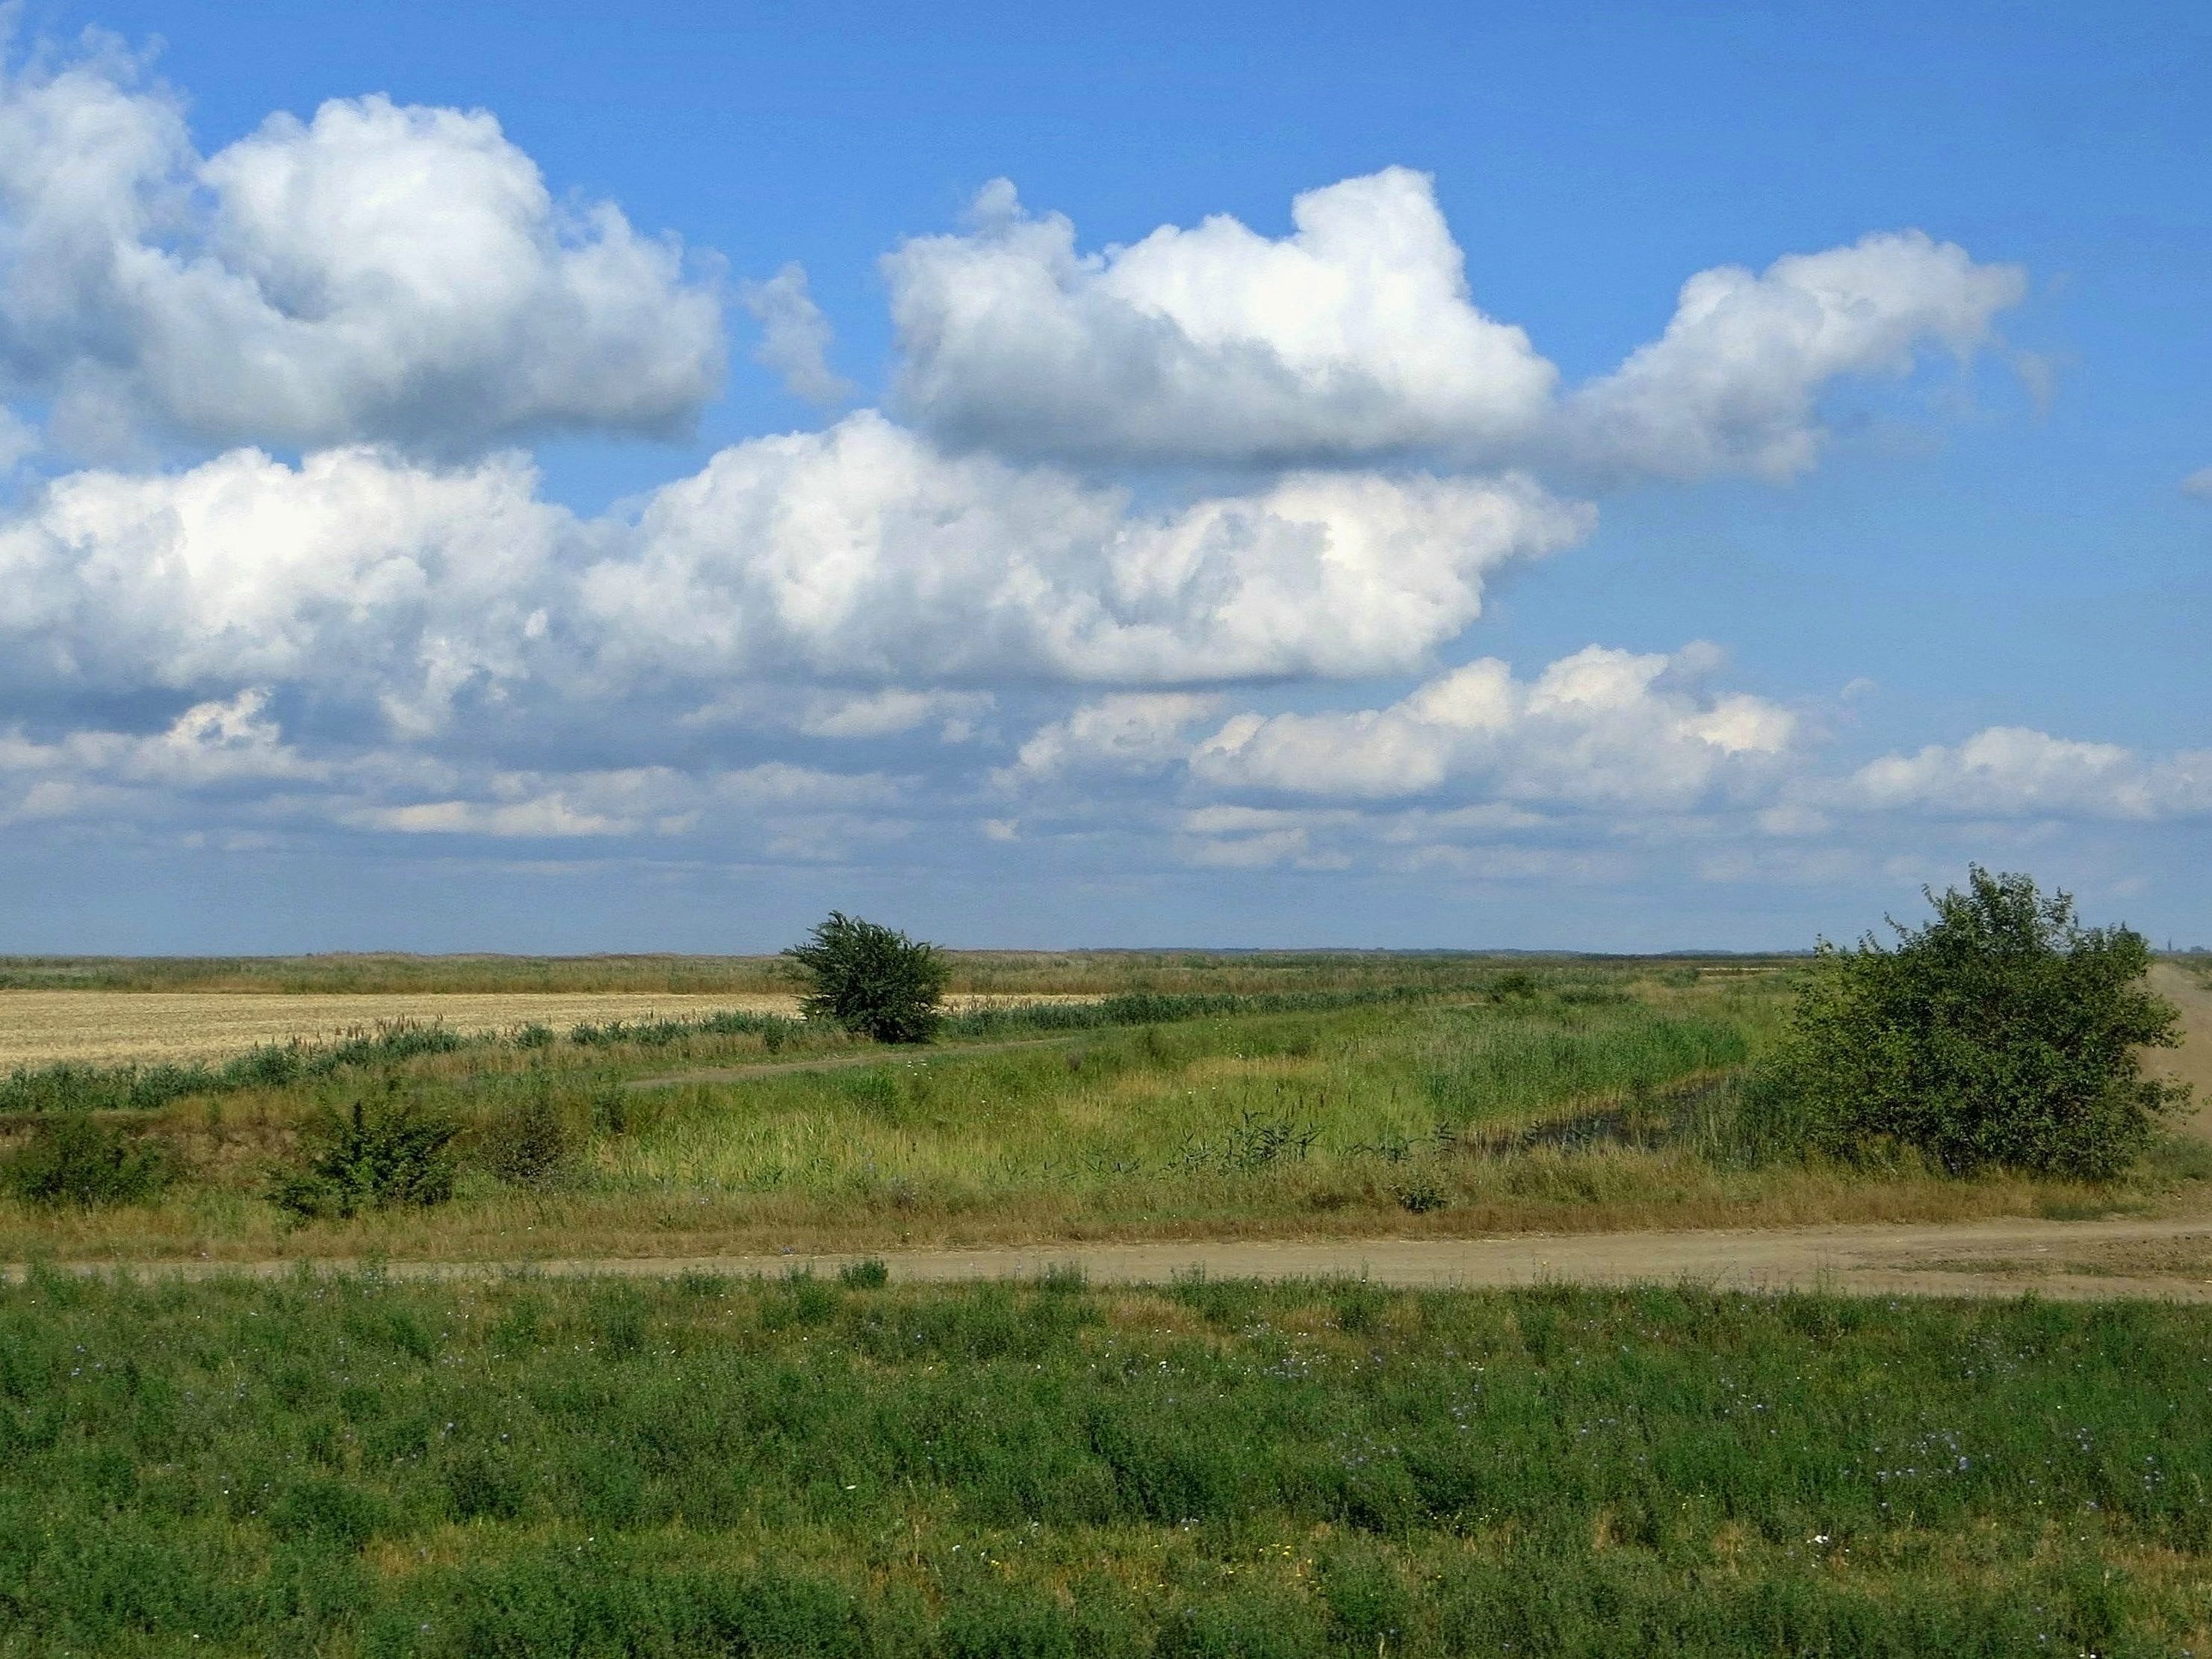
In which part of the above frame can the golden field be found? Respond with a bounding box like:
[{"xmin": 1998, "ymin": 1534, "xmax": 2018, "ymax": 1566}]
[
  {"xmin": 0, "ymin": 989, "xmax": 1115, "ymax": 1067},
  {"xmin": 0, "ymin": 990, "xmax": 799, "ymax": 1067}
]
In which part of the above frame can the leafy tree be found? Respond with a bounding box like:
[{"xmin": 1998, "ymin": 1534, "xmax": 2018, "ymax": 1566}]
[
  {"xmin": 1759, "ymin": 866, "xmax": 2188, "ymax": 1177},
  {"xmin": 784, "ymin": 911, "xmax": 948, "ymax": 1044}
]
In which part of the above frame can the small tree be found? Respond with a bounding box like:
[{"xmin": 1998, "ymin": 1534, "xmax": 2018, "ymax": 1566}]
[
  {"xmin": 784, "ymin": 911, "xmax": 948, "ymax": 1044},
  {"xmin": 1760, "ymin": 866, "xmax": 2188, "ymax": 1177}
]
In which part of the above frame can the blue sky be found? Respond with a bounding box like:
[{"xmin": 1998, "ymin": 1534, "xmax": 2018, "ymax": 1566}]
[{"xmin": 0, "ymin": 0, "xmax": 2205, "ymax": 951}]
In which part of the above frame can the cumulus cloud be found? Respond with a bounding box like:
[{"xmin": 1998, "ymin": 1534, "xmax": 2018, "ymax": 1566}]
[
  {"xmin": 0, "ymin": 37, "xmax": 723, "ymax": 453},
  {"xmin": 1190, "ymin": 645, "xmax": 1797, "ymax": 808},
  {"xmin": 0, "ymin": 415, "xmax": 1587, "ymax": 735},
  {"xmin": 2183, "ymin": 466, "xmax": 2212, "ymax": 500},
  {"xmin": 1842, "ymin": 727, "xmax": 2212, "ymax": 820},
  {"xmin": 887, "ymin": 171, "xmax": 2022, "ymax": 475},
  {"xmin": 0, "ymin": 444, "xmax": 569, "ymax": 730},
  {"xmin": 1565, "ymin": 232, "xmax": 2028, "ymax": 479},
  {"xmin": 738, "ymin": 263, "xmax": 851, "ymax": 406},
  {"xmin": 887, "ymin": 168, "xmax": 1554, "ymax": 465},
  {"xmin": 587, "ymin": 412, "xmax": 1589, "ymax": 683}
]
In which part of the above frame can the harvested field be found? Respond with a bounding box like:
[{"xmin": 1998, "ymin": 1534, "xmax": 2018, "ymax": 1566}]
[
  {"xmin": 0, "ymin": 990, "xmax": 1098, "ymax": 1067},
  {"xmin": 0, "ymin": 991, "xmax": 796, "ymax": 1066}
]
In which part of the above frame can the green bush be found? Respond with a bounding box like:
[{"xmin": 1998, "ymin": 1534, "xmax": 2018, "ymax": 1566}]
[
  {"xmin": 784, "ymin": 911, "xmax": 948, "ymax": 1044},
  {"xmin": 268, "ymin": 1095, "xmax": 460, "ymax": 1220},
  {"xmin": 3, "ymin": 1114, "xmax": 171, "ymax": 1206},
  {"xmin": 1756, "ymin": 866, "xmax": 2188, "ymax": 1176},
  {"xmin": 480, "ymin": 1088, "xmax": 577, "ymax": 1188}
]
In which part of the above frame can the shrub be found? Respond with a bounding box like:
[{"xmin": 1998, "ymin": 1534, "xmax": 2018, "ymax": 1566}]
[
  {"xmin": 1756, "ymin": 867, "xmax": 2188, "ymax": 1177},
  {"xmin": 480, "ymin": 1089, "xmax": 577, "ymax": 1188},
  {"xmin": 3, "ymin": 1114, "xmax": 171, "ymax": 1206},
  {"xmin": 269, "ymin": 1095, "xmax": 460, "ymax": 1221},
  {"xmin": 784, "ymin": 911, "xmax": 948, "ymax": 1044}
]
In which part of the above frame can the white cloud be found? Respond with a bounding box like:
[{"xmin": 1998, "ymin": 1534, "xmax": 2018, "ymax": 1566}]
[
  {"xmin": 887, "ymin": 168, "xmax": 1553, "ymax": 465},
  {"xmin": 2183, "ymin": 465, "xmax": 2212, "ymax": 500},
  {"xmin": 589, "ymin": 412, "xmax": 1589, "ymax": 683},
  {"xmin": 0, "ymin": 445, "xmax": 568, "ymax": 728},
  {"xmin": 738, "ymin": 262, "xmax": 851, "ymax": 406},
  {"xmin": 886, "ymin": 172, "xmax": 2022, "ymax": 476},
  {"xmin": 1003, "ymin": 692, "xmax": 1221, "ymax": 781},
  {"xmin": 0, "ymin": 421, "xmax": 1587, "ymax": 737},
  {"xmin": 1565, "ymin": 231, "xmax": 2027, "ymax": 479},
  {"xmin": 794, "ymin": 689, "xmax": 991, "ymax": 740},
  {"xmin": 0, "ymin": 40, "xmax": 722, "ymax": 453},
  {"xmin": 1843, "ymin": 727, "xmax": 2212, "ymax": 820},
  {"xmin": 681, "ymin": 685, "xmax": 994, "ymax": 742},
  {"xmin": 0, "ymin": 688, "xmax": 320, "ymax": 792},
  {"xmin": 1190, "ymin": 645, "xmax": 1797, "ymax": 808}
]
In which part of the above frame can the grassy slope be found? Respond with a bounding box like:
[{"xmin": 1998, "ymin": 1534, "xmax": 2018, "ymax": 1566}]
[
  {"xmin": 3, "ymin": 1271, "xmax": 2208, "ymax": 1656},
  {"xmin": 8, "ymin": 969, "xmax": 2207, "ymax": 1262}
]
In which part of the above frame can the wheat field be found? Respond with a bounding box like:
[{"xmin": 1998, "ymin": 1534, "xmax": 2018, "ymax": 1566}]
[
  {"xmin": 0, "ymin": 990, "xmax": 1121, "ymax": 1067},
  {"xmin": 0, "ymin": 991, "xmax": 802, "ymax": 1067}
]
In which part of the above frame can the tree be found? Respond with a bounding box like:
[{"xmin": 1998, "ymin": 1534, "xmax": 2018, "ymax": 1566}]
[
  {"xmin": 1759, "ymin": 867, "xmax": 2188, "ymax": 1177},
  {"xmin": 784, "ymin": 911, "xmax": 948, "ymax": 1044}
]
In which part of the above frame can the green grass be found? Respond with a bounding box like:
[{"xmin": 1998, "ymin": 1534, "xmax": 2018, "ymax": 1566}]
[
  {"xmin": 12, "ymin": 964, "xmax": 2199, "ymax": 1261},
  {"xmin": 604, "ymin": 999, "xmax": 1757, "ymax": 1203},
  {"xmin": 1, "ymin": 1271, "xmax": 2208, "ymax": 1655}
]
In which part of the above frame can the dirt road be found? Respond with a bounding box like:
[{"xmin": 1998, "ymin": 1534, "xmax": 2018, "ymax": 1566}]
[{"xmin": 14, "ymin": 1215, "xmax": 2212, "ymax": 1301}]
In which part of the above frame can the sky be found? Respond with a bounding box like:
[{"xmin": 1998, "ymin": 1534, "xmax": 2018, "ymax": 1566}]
[{"xmin": 0, "ymin": 0, "xmax": 2205, "ymax": 953}]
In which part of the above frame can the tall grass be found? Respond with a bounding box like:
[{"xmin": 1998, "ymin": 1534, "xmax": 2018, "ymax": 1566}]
[
  {"xmin": 0, "ymin": 1271, "xmax": 2204, "ymax": 1654},
  {"xmin": 0, "ymin": 1020, "xmax": 471, "ymax": 1114},
  {"xmin": 605, "ymin": 1002, "xmax": 1762, "ymax": 1200}
]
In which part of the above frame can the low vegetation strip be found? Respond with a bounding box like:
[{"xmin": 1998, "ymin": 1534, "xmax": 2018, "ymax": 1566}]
[
  {"xmin": 0, "ymin": 984, "xmax": 1479, "ymax": 1116},
  {"xmin": 939, "ymin": 984, "xmax": 1444, "ymax": 1037},
  {"xmin": 0, "ymin": 990, "xmax": 801, "ymax": 1070},
  {"xmin": 1, "ymin": 1272, "xmax": 2206, "ymax": 1655}
]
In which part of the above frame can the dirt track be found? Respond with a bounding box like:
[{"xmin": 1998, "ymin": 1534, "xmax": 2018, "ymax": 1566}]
[{"xmin": 13, "ymin": 1215, "xmax": 2212, "ymax": 1301}]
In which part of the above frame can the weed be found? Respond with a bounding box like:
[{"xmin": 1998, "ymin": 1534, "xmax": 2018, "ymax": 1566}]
[
  {"xmin": 1392, "ymin": 1176, "xmax": 1448, "ymax": 1214},
  {"xmin": 839, "ymin": 1257, "xmax": 891, "ymax": 1289}
]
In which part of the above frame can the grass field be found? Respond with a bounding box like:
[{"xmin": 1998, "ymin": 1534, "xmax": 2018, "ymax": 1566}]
[
  {"xmin": 4, "ymin": 1268, "xmax": 2208, "ymax": 1657},
  {"xmin": 4, "ymin": 958, "xmax": 2202, "ymax": 1264},
  {"xmin": 0, "ymin": 951, "xmax": 1667, "ymax": 997}
]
